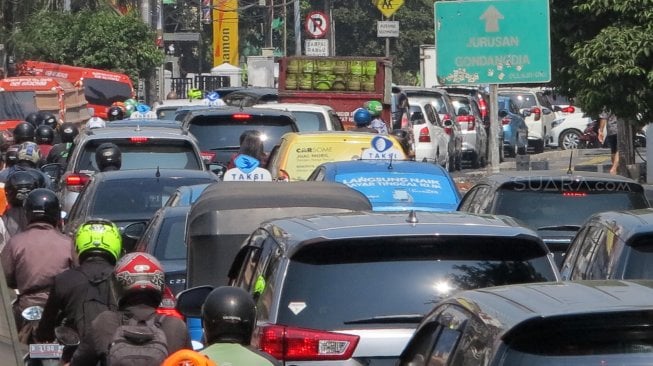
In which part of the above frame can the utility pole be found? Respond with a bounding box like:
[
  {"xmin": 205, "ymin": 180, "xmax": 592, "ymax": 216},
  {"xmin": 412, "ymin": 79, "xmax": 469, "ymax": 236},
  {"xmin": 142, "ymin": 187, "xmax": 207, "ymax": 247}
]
[{"xmin": 294, "ymin": 0, "xmax": 301, "ymax": 55}]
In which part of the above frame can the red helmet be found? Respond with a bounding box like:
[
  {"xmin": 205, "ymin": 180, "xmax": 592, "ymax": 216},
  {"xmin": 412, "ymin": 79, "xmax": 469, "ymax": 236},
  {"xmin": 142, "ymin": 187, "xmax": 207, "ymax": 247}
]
[{"xmin": 113, "ymin": 253, "xmax": 165, "ymax": 304}]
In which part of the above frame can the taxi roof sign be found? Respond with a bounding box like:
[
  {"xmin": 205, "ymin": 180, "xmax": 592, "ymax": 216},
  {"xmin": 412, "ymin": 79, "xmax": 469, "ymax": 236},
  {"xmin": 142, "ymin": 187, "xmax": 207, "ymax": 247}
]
[
  {"xmin": 223, "ymin": 154, "xmax": 272, "ymax": 182},
  {"xmin": 374, "ymin": 0, "xmax": 404, "ymax": 18}
]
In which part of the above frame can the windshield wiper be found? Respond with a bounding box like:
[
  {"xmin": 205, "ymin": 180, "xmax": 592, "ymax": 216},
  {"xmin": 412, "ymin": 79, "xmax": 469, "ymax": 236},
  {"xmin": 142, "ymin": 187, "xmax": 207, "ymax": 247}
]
[
  {"xmin": 343, "ymin": 314, "xmax": 424, "ymax": 325},
  {"xmin": 536, "ymin": 225, "xmax": 582, "ymax": 231},
  {"xmin": 210, "ymin": 146, "xmax": 240, "ymax": 151}
]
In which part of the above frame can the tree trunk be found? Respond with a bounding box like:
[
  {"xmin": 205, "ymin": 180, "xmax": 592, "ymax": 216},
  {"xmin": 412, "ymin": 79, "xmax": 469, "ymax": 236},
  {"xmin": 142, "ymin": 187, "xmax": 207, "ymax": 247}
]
[{"xmin": 616, "ymin": 119, "xmax": 634, "ymax": 177}]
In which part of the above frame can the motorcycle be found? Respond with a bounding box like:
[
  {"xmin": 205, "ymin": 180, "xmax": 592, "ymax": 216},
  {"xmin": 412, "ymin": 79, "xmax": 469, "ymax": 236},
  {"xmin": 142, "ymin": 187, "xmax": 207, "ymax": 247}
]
[
  {"xmin": 578, "ymin": 120, "xmax": 600, "ymax": 149},
  {"xmin": 21, "ymin": 306, "xmax": 80, "ymax": 366}
]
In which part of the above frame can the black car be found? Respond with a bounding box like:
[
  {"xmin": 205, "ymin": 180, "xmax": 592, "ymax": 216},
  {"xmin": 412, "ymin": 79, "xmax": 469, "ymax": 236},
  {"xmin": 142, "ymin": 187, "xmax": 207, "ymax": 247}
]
[
  {"xmin": 63, "ymin": 168, "xmax": 219, "ymax": 246},
  {"xmin": 399, "ymin": 280, "xmax": 653, "ymax": 366},
  {"xmin": 226, "ymin": 211, "xmax": 559, "ymax": 364},
  {"xmin": 561, "ymin": 208, "xmax": 653, "ymax": 281},
  {"xmin": 134, "ymin": 206, "xmax": 189, "ymax": 295},
  {"xmin": 181, "ymin": 107, "xmax": 299, "ymax": 165},
  {"xmin": 458, "ymin": 171, "xmax": 650, "ymax": 267}
]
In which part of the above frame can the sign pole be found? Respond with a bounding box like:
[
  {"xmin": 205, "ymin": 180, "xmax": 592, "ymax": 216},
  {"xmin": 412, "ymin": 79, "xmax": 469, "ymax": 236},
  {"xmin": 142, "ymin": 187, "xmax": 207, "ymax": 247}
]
[
  {"xmin": 488, "ymin": 84, "xmax": 500, "ymax": 173},
  {"xmin": 294, "ymin": 0, "xmax": 301, "ymax": 55}
]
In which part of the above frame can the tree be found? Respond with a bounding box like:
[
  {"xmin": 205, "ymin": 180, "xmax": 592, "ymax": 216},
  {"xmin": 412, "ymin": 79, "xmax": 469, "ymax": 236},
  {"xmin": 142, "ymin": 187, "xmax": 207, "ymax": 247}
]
[
  {"xmin": 550, "ymin": 0, "xmax": 653, "ymax": 173},
  {"xmin": 11, "ymin": 10, "xmax": 163, "ymax": 82}
]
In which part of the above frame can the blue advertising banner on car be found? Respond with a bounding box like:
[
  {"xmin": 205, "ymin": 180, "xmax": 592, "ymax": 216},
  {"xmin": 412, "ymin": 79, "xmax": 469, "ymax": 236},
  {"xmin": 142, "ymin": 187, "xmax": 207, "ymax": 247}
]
[{"xmin": 336, "ymin": 172, "xmax": 459, "ymax": 211}]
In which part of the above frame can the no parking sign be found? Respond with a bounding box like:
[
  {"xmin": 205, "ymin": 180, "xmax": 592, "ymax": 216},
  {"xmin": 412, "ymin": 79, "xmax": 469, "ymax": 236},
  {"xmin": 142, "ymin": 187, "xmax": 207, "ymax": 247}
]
[{"xmin": 305, "ymin": 11, "xmax": 328, "ymax": 38}]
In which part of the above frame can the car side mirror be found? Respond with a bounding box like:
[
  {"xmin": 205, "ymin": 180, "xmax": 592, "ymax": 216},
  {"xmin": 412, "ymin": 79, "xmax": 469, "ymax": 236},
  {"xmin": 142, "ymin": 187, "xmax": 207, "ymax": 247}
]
[
  {"xmin": 207, "ymin": 163, "xmax": 227, "ymax": 178},
  {"xmin": 41, "ymin": 163, "xmax": 65, "ymax": 189},
  {"xmin": 542, "ymin": 107, "xmax": 552, "ymax": 115},
  {"xmin": 121, "ymin": 221, "xmax": 148, "ymax": 252},
  {"xmin": 553, "ymin": 105, "xmax": 562, "ymax": 112},
  {"xmin": 176, "ymin": 286, "xmax": 214, "ymax": 318},
  {"xmin": 522, "ymin": 109, "xmax": 532, "ymax": 118}
]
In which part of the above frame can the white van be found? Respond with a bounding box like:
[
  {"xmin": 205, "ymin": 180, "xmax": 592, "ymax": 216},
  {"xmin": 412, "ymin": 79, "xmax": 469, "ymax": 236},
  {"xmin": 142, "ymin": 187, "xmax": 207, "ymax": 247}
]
[{"xmin": 253, "ymin": 103, "xmax": 344, "ymax": 131}]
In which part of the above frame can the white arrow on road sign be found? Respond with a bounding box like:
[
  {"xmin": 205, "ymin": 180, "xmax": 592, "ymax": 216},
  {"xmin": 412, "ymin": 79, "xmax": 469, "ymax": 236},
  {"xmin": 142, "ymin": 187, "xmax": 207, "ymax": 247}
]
[
  {"xmin": 480, "ymin": 5, "xmax": 504, "ymax": 32},
  {"xmin": 305, "ymin": 11, "xmax": 328, "ymax": 38}
]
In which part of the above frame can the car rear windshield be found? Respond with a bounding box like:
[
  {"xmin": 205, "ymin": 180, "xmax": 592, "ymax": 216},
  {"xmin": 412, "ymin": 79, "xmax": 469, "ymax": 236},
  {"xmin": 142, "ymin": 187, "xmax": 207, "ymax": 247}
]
[
  {"xmin": 623, "ymin": 238, "xmax": 653, "ymax": 279},
  {"xmin": 502, "ymin": 93, "xmax": 537, "ymax": 110},
  {"xmin": 291, "ymin": 111, "xmax": 326, "ymax": 131},
  {"xmin": 77, "ymin": 139, "xmax": 202, "ymax": 172},
  {"xmin": 501, "ymin": 311, "xmax": 653, "ymax": 365},
  {"xmin": 90, "ymin": 177, "xmax": 213, "ymax": 220},
  {"xmin": 84, "ymin": 79, "xmax": 132, "ymax": 106},
  {"xmin": 277, "ymin": 236, "xmax": 555, "ymax": 330},
  {"xmin": 156, "ymin": 107, "xmax": 178, "ymax": 121},
  {"xmin": 187, "ymin": 116, "xmax": 295, "ymax": 153},
  {"xmin": 155, "ymin": 215, "xmax": 186, "ymax": 260},
  {"xmin": 495, "ymin": 182, "xmax": 649, "ymax": 229}
]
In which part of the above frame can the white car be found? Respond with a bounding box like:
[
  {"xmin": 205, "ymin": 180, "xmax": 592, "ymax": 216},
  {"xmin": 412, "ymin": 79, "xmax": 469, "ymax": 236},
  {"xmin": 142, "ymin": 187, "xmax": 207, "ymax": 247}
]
[
  {"xmin": 547, "ymin": 108, "xmax": 592, "ymax": 150},
  {"xmin": 408, "ymin": 100, "xmax": 452, "ymax": 170},
  {"xmin": 153, "ymin": 98, "xmax": 224, "ymax": 120},
  {"xmin": 499, "ymin": 88, "xmax": 556, "ymax": 153},
  {"xmin": 253, "ymin": 103, "xmax": 344, "ymax": 131}
]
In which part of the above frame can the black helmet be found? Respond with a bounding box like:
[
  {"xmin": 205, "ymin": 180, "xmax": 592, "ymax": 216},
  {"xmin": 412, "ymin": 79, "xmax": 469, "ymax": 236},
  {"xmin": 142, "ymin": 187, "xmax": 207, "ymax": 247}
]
[
  {"xmin": 5, "ymin": 171, "xmax": 38, "ymax": 207},
  {"xmin": 4, "ymin": 144, "xmax": 20, "ymax": 166},
  {"xmin": 95, "ymin": 142, "xmax": 121, "ymax": 171},
  {"xmin": 37, "ymin": 111, "xmax": 58, "ymax": 129},
  {"xmin": 24, "ymin": 112, "xmax": 40, "ymax": 127},
  {"xmin": 23, "ymin": 188, "xmax": 60, "ymax": 226},
  {"xmin": 35, "ymin": 125, "xmax": 55, "ymax": 145},
  {"xmin": 107, "ymin": 106, "xmax": 125, "ymax": 121},
  {"xmin": 13, "ymin": 122, "xmax": 35, "ymax": 144},
  {"xmin": 202, "ymin": 286, "xmax": 256, "ymax": 345},
  {"xmin": 60, "ymin": 122, "xmax": 79, "ymax": 144}
]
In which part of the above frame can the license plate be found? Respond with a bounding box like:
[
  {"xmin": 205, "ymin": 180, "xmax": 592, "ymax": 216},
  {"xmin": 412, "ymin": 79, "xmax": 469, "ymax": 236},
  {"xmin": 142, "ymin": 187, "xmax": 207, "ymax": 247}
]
[{"xmin": 29, "ymin": 344, "xmax": 64, "ymax": 359}]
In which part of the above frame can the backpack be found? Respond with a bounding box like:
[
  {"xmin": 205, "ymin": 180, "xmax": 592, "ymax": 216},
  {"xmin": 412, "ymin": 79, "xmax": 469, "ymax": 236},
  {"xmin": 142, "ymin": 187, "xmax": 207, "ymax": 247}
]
[
  {"xmin": 74, "ymin": 267, "xmax": 116, "ymax": 339},
  {"xmin": 108, "ymin": 313, "xmax": 169, "ymax": 366}
]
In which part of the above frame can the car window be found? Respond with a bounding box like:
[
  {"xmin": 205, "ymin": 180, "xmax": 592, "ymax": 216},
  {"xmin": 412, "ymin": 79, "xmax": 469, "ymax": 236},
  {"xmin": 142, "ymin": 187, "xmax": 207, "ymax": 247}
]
[
  {"xmin": 0, "ymin": 91, "xmax": 38, "ymax": 120},
  {"xmin": 505, "ymin": 93, "xmax": 537, "ymax": 110},
  {"xmin": 154, "ymin": 215, "xmax": 187, "ymax": 260},
  {"xmin": 424, "ymin": 104, "xmax": 441, "ymax": 127},
  {"xmin": 623, "ymin": 237, "xmax": 653, "ymax": 279},
  {"xmin": 275, "ymin": 236, "xmax": 555, "ymax": 330},
  {"xmin": 410, "ymin": 105, "xmax": 426, "ymax": 125},
  {"xmin": 77, "ymin": 138, "xmax": 202, "ymax": 172},
  {"xmin": 494, "ymin": 187, "xmax": 649, "ymax": 229},
  {"xmin": 328, "ymin": 110, "xmax": 344, "ymax": 131},
  {"xmin": 536, "ymin": 92, "xmax": 553, "ymax": 109},
  {"xmin": 187, "ymin": 116, "xmax": 295, "ymax": 153},
  {"xmin": 291, "ymin": 111, "xmax": 326, "ymax": 131},
  {"xmin": 89, "ymin": 177, "xmax": 213, "ymax": 220},
  {"xmin": 571, "ymin": 226, "xmax": 605, "ymax": 280},
  {"xmin": 457, "ymin": 187, "xmax": 479, "ymax": 212},
  {"xmin": 451, "ymin": 97, "xmax": 471, "ymax": 117},
  {"xmin": 560, "ymin": 226, "xmax": 590, "ymax": 280},
  {"xmin": 587, "ymin": 226, "xmax": 614, "ymax": 279},
  {"xmin": 156, "ymin": 107, "xmax": 178, "ymax": 120},
  {"xmin": 83, "ymin": 79, "xmax": 132, "ymax": 107}
]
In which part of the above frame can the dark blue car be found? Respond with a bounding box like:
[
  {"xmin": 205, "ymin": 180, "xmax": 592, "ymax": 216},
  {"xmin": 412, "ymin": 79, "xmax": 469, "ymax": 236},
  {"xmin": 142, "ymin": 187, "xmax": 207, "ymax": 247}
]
[{"xmin": 307, "ymin": 160, "xmax": 461, "ymax": 211}]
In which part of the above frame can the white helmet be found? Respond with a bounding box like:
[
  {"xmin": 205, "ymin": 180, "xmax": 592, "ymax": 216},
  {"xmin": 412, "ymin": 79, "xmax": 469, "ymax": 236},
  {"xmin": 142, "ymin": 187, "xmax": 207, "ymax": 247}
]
[{"xmin": 87, "ymin": 117, "xmax": 106, "ymax": 129}]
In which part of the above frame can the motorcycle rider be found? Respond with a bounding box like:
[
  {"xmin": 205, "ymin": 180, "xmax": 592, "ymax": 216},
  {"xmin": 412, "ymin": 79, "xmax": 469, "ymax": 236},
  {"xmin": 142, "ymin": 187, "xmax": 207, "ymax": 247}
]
[
  {"xmin": 35, "ymin": 219, "xmax": 122, "ymax": 359},
  {"xmin": 0, "ymin": 188, "xmax": 74, "ymax": 343},
  {"xmin": 47, "ymin": 122, "xmax": 79, "ymax": 167},
  {"xmin": 13, "ymin": 141, "xmax": 52, "ymax": 189},
  {"xmin": 200, "ymin": 286, "xmax": 279, "ymax": 366},
  {"xmin": 365, "ymin": 100, "xmax": 389, "ymax": 135},
  {"xmin": 2, "ymin": 171, "xmax": 39, "ymax": 237},
  {"xmin": 13, "ymin": 121, "xmax": 36, "ymax": 144},
  {"xmin": 70, "ymin": 252, "xmax": 190, "ymax": 365},
  {"xmin": 107, "ymin": 106, "xmax": 125, "ymax": 122},
  {"xmin": 24, "ymin": 112, "xmax": 40, "ymax": 128},
  {"xmin": 95, "ymin": 142, "xmax": 122, "ymax": 172},
  {"xmin": 35, "ymin": 124, "xmax": 56, "ymax": 157},
  {"xmin": 351, "ymin": 108, "xmax": 377, "ymax": 133}
]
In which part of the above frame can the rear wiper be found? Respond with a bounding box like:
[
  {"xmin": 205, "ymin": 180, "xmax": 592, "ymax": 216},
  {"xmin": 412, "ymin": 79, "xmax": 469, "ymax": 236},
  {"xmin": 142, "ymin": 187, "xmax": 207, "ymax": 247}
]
[
  {"xmin": 210, "ymin": 146, "xmax": 240, "ymax": 151},
  {"xmin": 343, "ymin": 314, "xmax": 424, "ymax": 325},
  {"xmin": 537, "ymin": 225, "xmax": 582, "ymax": 231}
]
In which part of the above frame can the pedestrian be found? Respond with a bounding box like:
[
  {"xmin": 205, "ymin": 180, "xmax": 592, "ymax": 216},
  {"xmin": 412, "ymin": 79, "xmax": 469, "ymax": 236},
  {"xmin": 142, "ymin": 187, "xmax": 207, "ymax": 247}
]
[
  {"xmin": 199, "ymin": 286, "xmax": 280, "ymax": 366},
  {"xmin": 0, "ymin": 189, "xmax": 74, "ymax": 343},
  {"xmin": 227, "ymin": 130, "xmax": 268, "ymax": 169},
  {"xmin": 598, "ymin": 110, "xmax": 619, "ymax": 175},
  {"xmin": 70, "ymin": 252, "xmax": 190, "ymax": 365},
  {"xmin": 35, "ymin": 219, "xmax": 123, "ymax": 349}
]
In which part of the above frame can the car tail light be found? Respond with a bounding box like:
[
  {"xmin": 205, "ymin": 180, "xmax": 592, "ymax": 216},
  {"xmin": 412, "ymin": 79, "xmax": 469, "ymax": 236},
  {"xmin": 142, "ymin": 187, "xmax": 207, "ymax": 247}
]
[
  {"xmin": 418, "ymin": 127, "xmax": 430, "ymax": 142},
  {"xmin": 401, "ymin": 114, "xmax": 409, "ymax": 129},
  {"xmin": 156, "ymin": 286, "xmax": 183, "ymax": 320},
  {"xmin": 501, "ymin": 117, "xmax": 511, "ymax": 125},
  {"xmin": 443, "ymin": 114, "xmax": 453, "ymax": 135},
  {"xmin": 531, "ymin": 107, "xmax": 541, "ymax": 121},
  {"xmin": 456, "ymin": 115, "xmax": 476, "ymax": 131},
  {"xmin": 232, "ymin": 113, "xmax": 251, "ymax": 120},
  {"xmin": 63, "ymin": 173, "xmax": 90, "ymax": 192},
  {"xmin": 130, "ymin": 136, "xmax": 148, "ymax": 143},
  {"xmin": 200, "ymin": 151, "xmax": 216, "ymax": 163},
  {"xmin": 562, "ymin": 106, "xmax": 575, "ymax": 114},
  {"xmin": 255, "ymin": 324, "xmax": 360, "ymax": 361}
]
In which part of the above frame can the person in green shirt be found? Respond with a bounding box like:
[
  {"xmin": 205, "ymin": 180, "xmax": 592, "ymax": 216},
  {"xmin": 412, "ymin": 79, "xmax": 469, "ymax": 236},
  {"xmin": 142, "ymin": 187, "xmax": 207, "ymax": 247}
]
[{"xmin": 200, "ymin": 286, "xmax": 280, "ymax": 366}]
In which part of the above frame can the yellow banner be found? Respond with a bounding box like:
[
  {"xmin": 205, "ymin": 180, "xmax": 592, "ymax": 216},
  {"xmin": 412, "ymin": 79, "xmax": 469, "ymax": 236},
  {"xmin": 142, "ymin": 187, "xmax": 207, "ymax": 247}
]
[{"xmin": 213, "ymin": 0, "xmax": 239, "ymax": 67}]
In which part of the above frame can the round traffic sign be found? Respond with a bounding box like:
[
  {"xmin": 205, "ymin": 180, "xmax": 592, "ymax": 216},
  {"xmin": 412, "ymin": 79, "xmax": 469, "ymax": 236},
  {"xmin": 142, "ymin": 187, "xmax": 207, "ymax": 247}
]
[{"xmin": 305, "ymin": 11, "xmax": 328, "ymax": 38}]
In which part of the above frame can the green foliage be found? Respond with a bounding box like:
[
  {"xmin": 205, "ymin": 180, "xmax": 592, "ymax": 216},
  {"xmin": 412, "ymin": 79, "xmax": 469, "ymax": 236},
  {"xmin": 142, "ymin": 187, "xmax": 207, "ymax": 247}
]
[{"xmin": 12, "ymin": 10, "xmax": 163, "ymax": 81}]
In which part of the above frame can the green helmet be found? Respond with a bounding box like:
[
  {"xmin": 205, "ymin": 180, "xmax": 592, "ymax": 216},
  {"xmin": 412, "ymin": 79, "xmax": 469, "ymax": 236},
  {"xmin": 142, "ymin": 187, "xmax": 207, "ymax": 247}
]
[
  {"xmin": 188, "ymin": 88, "xmax": 203, "ymax": 101},
  {"xmin": 75, "ymin": 219, "xmax": 122, "ymax": 264},
  {"xmin": 124, "ymin": 98, "xmax": 138, "ymax": 107},
  {"xmin": 366, "ymin": 100, "xmax": 383, "ymax": 116}
]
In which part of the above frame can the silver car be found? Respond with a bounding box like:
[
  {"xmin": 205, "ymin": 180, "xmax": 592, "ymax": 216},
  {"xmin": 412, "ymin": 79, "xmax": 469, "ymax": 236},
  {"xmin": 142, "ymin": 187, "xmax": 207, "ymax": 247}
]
[{"xmin": 59, "ymin": 120, "xmax": 206, "ymax": 213}]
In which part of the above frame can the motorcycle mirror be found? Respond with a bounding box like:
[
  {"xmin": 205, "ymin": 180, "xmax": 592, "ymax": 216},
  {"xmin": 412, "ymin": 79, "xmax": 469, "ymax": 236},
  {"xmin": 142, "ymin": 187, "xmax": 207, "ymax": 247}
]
[
  {"xmin": 54, "ymin": 326, "xmax": 80, "ymax": 346},
  {"xmin": 21, "ymin": 306, "xmax": 44, "ymax": 321}
]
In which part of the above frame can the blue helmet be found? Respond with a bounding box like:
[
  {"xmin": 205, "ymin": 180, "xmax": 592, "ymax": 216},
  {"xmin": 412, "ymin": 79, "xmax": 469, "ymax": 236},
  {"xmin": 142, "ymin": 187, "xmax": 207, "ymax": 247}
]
[{"xmin": 353, "ymin": 108, "xmax": 372, "ymax": 127}]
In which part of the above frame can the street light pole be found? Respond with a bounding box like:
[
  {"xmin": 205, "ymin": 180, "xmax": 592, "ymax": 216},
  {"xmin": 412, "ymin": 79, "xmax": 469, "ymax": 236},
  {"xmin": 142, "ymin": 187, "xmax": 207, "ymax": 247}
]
[{"xmin": 294, "ymin": 0, "xmax": 301, "ymax": 55}]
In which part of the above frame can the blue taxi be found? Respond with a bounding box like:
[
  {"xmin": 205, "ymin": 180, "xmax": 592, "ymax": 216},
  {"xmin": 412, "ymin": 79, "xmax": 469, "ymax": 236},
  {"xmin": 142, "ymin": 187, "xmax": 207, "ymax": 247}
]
[{"xmin": 307, "ymin": 160, "xmax": 461, "ymax": 211}]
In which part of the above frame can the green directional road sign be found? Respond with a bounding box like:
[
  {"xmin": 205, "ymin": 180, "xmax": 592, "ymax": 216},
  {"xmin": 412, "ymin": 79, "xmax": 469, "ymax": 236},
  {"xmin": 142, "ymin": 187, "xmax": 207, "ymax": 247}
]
[{"xmin": 434, "ymin": 0, "xmax": 550, "ymax": 85}]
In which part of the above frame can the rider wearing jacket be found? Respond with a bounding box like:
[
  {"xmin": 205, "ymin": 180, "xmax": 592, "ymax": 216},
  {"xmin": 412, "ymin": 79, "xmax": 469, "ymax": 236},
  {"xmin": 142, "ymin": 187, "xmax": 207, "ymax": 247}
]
[
  {"xmin": 200, "ymin": 286, "xmax": 279, "ymax": 366},
  {"xmin": 0, "ymin": 189, "xmax": 74, "ymax": 340},
  {"xmin": 35, "ymin": 219, "xmax": 122, "ymax": 343}
]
